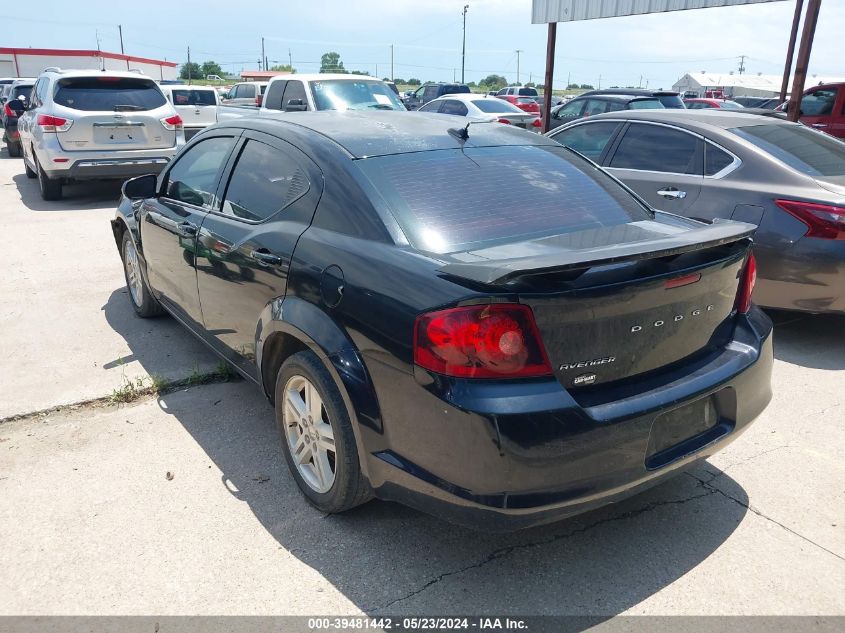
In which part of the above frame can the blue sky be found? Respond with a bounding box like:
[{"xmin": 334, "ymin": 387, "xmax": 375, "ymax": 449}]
[{"xmin": 1, "ymin": 0, "xmax": 841, "ymax": 88}]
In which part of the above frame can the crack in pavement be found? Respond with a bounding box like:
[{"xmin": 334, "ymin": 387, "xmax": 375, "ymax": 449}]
[
  {"xmin": 702, "ymin": 445, "xmax": 792, "ymax": 483},
  {"xmin": 369, "ymin": 478, "xmax": 717, "ymax": 614},
  {"xmin": 687, "ymin": 472, "xmax": 845, "ymax": 563}
]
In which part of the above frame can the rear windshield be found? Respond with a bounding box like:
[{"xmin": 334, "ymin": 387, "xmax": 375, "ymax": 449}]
[
  {"xmin": 731, "ymin": 123, "xmax": 845, "ymax": 177},
  {"xmin": 11, "ymin": 85, "xmax": 33, "ymax": 100},
  {"xmin": 442, "ymin": 85, "xmax": 471, "ymax": 95},
  {"xmin": 54, "ymin": 77, "xmax": 166, "ymax": 112},
  {"xmin": 171, "ymin": 89, "xmax": 216, "ymax": 106},
  {"xmin": 518, "ymin": 87, "xmax": 539, "ymax": 96},
  {"xmin": 472, "ymin": 99, "xmax": 520, "ymax": 114},
  {"xmin": 657, "ymin": 95, "xmax": 685, "ymax": 108},
  {"xmin": 356, "ymin": 145, "xmax": 652, "ymax": 253},
  {"xmin": 629, "ymin": 99, "xmax": 665, "ymax": 110},
  {"xmin": 310, "ymin": 79, "xmax": 405, "ymax": 111}
]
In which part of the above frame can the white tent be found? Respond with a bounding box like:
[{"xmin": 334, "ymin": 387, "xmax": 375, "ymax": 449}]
[{"xmin": 672, "ymin": 72, "xmax": 845, "ymax": 98}]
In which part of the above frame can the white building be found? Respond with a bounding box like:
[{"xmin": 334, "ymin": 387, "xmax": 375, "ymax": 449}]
[
  {"xmin": 672, "ymin": 72, "xmax": 845, "ymax": 99},
  {"xmin": 0, "ymin": 47, "xmax": 179, "ymax": 81}
]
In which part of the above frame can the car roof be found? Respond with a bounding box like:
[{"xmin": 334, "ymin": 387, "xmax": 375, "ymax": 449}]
[
  {"xmin": 427, "ymin": 93, "xmax": 510, "ymax": 103},
  {"xmin": 41, "ymin": 69, "xmax": 155, "ymax": 80},
  {"xmin": 557, "ymin": 108, "xmax": 798, "ymax": 131},
  {"xmin": 268, "ymin": 73, "xmax": 375, "ymax": 83},
  {"xmin": 581, "ymin": 88, "xmax": 680, "ymax": 97},
  {"xmin": 231, "ymin": 111, "xmax": 558, "ymax": 158},
  {"xmin": 571, "ymin": 94, "xmax": 659, "ymax": 103},
  {"xmin": 160, "ymin": 84, "xmax": 217, "ymax": 91}
]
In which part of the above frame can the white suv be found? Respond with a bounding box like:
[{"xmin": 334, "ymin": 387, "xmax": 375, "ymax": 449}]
[{"xmin": 17, "ymin": 69, "xmax": 185, "ymax": 200}]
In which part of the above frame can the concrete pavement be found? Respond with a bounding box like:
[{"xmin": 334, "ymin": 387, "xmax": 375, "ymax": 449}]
[{"xmin": 0, "ymin": 143, "xmax": 843, "ymax": 617}]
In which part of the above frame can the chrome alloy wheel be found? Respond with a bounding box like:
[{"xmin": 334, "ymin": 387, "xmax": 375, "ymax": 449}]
[
  {"xmin": 124, "ymin": 240, "xmax": 144, "ymax": 307},
  {"xmin": 283, "ymin": 374, "xmax": 336, "ymax": 493}
]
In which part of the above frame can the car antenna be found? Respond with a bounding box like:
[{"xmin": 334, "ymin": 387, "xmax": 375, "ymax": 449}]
[{"xmin": 448, "ymin": 121, "xmax": 473, "ymax": 142}]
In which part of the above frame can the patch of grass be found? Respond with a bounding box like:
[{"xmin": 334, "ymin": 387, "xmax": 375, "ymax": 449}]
[{"xmin": 108, "ymin": 375, "xmax": 149, "ymax": 404}]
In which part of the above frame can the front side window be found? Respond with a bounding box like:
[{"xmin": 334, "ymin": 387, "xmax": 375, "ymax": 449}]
[
  {"xmin": 54, "ymin": 77, "xmax": 166, "ymax": 111},
  {"xmin": 801, "ymin": 89, "xmax": 837, "ymax": 116},
  {"xmin": 356, "ymin": 145, "xmax": 651, "ymax": 253},
  {"xmin": 553, "ymin": 100, "xmax": 585, "ymax": 121},
  {"xmin": 552, "ymin": 122, "xmax": 621, "ymax": 161},
  {"xmin": 610, "ymin": 123, "xmax": 701, "ymax": 174},
  {"xmin": 582, "ymin": 99, "xmax": 608, "ymax": 117},
  {"xmin": 164, "ymin": 136, "xmax": 237, "ymax": 207},
  {"xmin": 221, "ymin": 140, "xmax": 310, "ymax": 222},
  {"xmin": 263, "ymin": 80, "xmax": 286, "ymax": 110}
]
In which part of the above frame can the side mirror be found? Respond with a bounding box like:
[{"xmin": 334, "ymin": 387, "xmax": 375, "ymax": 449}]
[
  {"xmin": 6, "ymin": 99, "xmax": 25, "ymax": 115},
  {"xmin": 285, "ymin": 98, "xmax": 308, "ymax": 112},
  {"xmin": 122, "ymin": 174, "xmax": 158, "ymax": 200}
]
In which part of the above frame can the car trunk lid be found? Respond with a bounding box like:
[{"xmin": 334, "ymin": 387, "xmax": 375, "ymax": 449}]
[{"xmin": 440, "ymin": 218, "xmax": 755, "ymax": 388}]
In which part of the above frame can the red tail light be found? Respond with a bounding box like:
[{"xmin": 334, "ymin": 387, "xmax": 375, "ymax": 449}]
[
  {"xmin": 735, "ymin": 253, "xmax": 757, "ymax": 314},
  {"xmin": 36, "ymin": 114, "xmax": 72, "ymax": 132},
  {"xmin": 414, "ymin": 304, "xmax": 552, "ymax": 378},
  {"xmin": 4, "ymin": 103, "xmax": 14, "ymax": 117},
  {"xmin": 160, "ymin": 114, "xmax": 183, "ymax": 131},
  {"xmin": 497, "ymin": 118, "xmax": 512, "ymax": 125},
  {"xmin": 775, "ymin": 199, "xmax": 845, "ymax": 240},
  {"xmin": 255, "ymin": 94, "xmax": 263, "ymax": 106},
  {"xmin": 532, "ymin": 118, "xmax": 542, "ymax": 128}
]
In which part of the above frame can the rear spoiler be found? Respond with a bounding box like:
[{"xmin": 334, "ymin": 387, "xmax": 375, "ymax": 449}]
[{"xmin": 438, "ymin": 220, "xmax": 756, "ymax": 286}]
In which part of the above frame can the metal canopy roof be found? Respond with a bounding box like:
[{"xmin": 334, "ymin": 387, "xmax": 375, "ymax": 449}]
[{"xmin": 532, "ymin": 0, "xmax": 787, "ymax": 24}]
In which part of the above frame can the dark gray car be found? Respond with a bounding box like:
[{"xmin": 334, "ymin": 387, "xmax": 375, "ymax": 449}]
[{"xmin": 547, "ymin": 110, "xmax": 845, "ymax": 314}]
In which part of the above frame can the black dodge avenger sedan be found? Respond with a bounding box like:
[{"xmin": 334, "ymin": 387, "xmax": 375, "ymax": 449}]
[{"xmin": 111, "ymin": 111, "xmax": 773, "ymax": 530}]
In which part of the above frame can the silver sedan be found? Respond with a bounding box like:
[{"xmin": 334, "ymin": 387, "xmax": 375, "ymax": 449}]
[{"xmin": 417, "ymin": 93, "xmax": 541, "ymax": 131}]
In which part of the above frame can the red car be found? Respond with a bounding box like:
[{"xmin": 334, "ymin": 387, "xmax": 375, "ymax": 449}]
[
  {"xmin": 790, "ymin": 82, "xmax": 845, "ymax": 139},
  {"xmin": 683, "ymin": 98, "xmax": 743, "ymax": 110},
  {"xmin": 497, "ymin": 94, "xmax": 540, "ymax": 114}
]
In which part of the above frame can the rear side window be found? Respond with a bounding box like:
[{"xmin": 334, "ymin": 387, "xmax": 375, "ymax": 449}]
[
  {"xmin": 54, "ymin": 77, "xmax": 166, "ymax": 111},
  {"xmin": 221, "ymin": 140, "xmax": 310, "ymax": 222},
  {"xmin": 628, "ymin": 99, "xmax": 665, "ymax": 110},
  {"xmin": 440, "ymin": 100, "xmax": 468, "ymax": 116},
  {"xmin": 472, "ymin": 99, "xmax": 519, "ymax": 114},
  {"xmin": 171, "ymin": 89, "xmax": 216, "ymax": 106},
  {"xmin": 552, "ymin": 122, "xmax": 621, "ymax": 161},
  {"xmin": 731, "ymin": 123, "xmax": 845, "ymax": 176},
  {"xmin": 657, "ymin": 95, "xmax": 685, "ymax": 108},
  {"xmin": 165, "ymin": 136, "xmax": 237, "ymax": 207},
  {"xmin": 705, "ymin": 143, "xmax": 735, "ymax": 176},
  {"xmin": 356, "ymin": 145, "xmax": 651, "ymax": 253},
  {"xmin": 610, "ymin": 123, "xmax": 701, "ymax": 174}
]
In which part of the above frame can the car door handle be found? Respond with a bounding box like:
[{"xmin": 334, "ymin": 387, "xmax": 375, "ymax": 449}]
[
  {"xmin": 657, "ymin": 188, "xmax": 687, "ymax": 200},
  {"xmin": 811, "ymin": 123, "xmax": 829, "ymax": 128},
  {"xmin": 177, "ymin": 222, "xmax": 197, "ymax": 237},
  {"xmin": 250, "ymin": 249, "xmax": 283, "ymax": 266}
]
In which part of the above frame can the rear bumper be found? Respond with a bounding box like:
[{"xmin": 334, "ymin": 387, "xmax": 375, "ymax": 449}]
[
  {"xmin": 754, "ymin": 239, "xmax": 845, "ymax": 314},
  {"xmin": 42, "ymin": 156, "xmax": 171, "ymax": 180},
  {"xmin": 365, "ymin": 309, "xmax": 773, "ymax": 531}
]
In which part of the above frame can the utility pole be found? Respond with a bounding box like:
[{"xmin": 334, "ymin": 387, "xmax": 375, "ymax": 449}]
[
  {"xmin": 639, "ymin": 74, "xmax": 643, "ymax": 88},
  {"xmin": 738, "ymin": 55, "xmax": 747, "ymax": 74},
  {"xmin": 288, "ymin": 48, "xmax": 293, "ymax": 70},
  {"xmin": 118, "ymin": 24, "xmax": 124, "ymax": 54},
  {"xmin": 598, "ymin": 74, "xmax": 602, "ymax": 89},
  {"xmin": 187, "ymin": 46, "xmax": 191, "ymax": 84},
  {"xmin": 515, "ymin": 49, "xmax": 522, "ymax": 84},
  {"xmin": 461, "ymin": 4, "xmax": 469, "ymax": 83},
  {"xmin": 390, "ymin": 44, "xmax": 394, "ymax": 81},
  {"xmin": 788, "ymin": 0, "xmax": 823, "ymax": 122},
  {"xmin": 261, "ymin": 37, "xmax": 266, "ymax": 72}
]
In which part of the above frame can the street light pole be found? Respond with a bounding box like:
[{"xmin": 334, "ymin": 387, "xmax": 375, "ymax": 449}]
[
  {"xmin": 461, "ymin": 5, "xmax": 469, "ymax": 84},
  {"xmin": 516, "ymin": 49, "xmax": 522, "ymax": 84}
]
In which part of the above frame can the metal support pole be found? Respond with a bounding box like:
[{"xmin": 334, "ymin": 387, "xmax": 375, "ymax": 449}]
[
  {"xmin": 390, "ymin": 44, "xmax": 394, "ymax": 81},
  {"xmin": 542, "ymin": 22, "xmax": 556, "ymax": 134},
  {"xmin": 461, "ymin": 5, "xmax": 468, "ymax": 84},
  {"xmin": 516, "ymin": 49, "xmax": 522, "ymax": 84},
  {"xmin": 261, "ymin": 37, "xmax": 265, "ymax": 72},
  {"xmin": 788, "ymin": 0, "xmax": 822, "ymax": 122},
  {"xmin": 780, "ymin": 0, "xmax": 804, "ymax": 104}
]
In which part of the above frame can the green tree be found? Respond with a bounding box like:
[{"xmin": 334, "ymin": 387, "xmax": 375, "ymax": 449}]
[
  {"xmin": 270, "ymin": 64, "xmax": 296, "ymax": 73},
  {"xmin": 579, "ymin": 83, "xmax": 594, "ymax": 89},
  {"xmin": 348, "ymin": 69, "xmax": 370, "ymax": 76},
  {"xmin": 320, "ymin": 52, "xmax": 346, "ymax": 73},
  {"xmin": 566, "ymin": 83, "xmax": 580, "ymax": 89},
  {"xmin": 407, "ymin": 78, "xmax": 421, "ymax": 85},
  {"xmin": 480, "ymin": 74, "xmax": 507, "ymax": 88},
  {"xmin": 200, "ymin": 61, "xmax": 224, "ymax": 78},
  {"xmin": 179, "ymin": 62, "xmax": 201, "ymax": 81},
  {"xmin": 392, "ymin": 78, "xmax": 406, "ymax": 84}
]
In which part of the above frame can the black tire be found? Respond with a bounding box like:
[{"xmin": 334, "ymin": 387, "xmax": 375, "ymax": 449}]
[
  {"xmin": 36, "ymin": 155, "xmax": 62, "ymax": 200},
  {"xmin": 6, "ymin": 141, "xmax": 20, "ymax": 158},
  {"xmin": 275, "ymin": 350, "xmax": 372, "ymax": 513},
  {"xmin": 121, "ymin": 231, "xmax": 164, "ymax": 318},
  {"xmin": 24, "ymin": 155, "xmax": 36, "ymax": 178}
]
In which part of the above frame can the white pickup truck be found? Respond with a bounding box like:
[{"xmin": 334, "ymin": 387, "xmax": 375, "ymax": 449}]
[{"xmin": 217, "ymin": 73, "xmax": 406, "ymax": 121}]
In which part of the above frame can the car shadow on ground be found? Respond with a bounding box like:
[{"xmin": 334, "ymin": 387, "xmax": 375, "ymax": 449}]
[
  {"xmin": 767, "ymin": 309, "xmax": 845, "ymax": 370},
  {"xmin": 151, "ymin": 378, "xmax": 749, "ymax": 616},
  {"xmin": 11, "ymin": 172, "xmax": 123, "ymax": 211}
]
